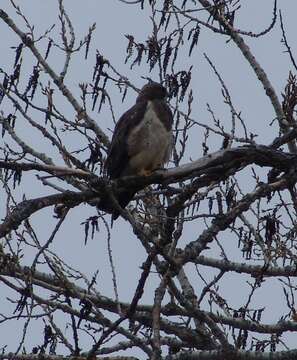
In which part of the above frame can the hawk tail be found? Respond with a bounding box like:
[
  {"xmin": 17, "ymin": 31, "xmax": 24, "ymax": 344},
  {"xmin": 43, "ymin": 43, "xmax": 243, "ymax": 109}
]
[{"xmin": 112, "ymin": 189, "xmax": 137, "ymax": 220}]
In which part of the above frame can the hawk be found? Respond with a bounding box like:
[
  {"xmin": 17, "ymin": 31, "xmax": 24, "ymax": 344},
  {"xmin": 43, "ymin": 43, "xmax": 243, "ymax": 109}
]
[{"xmin": 105, "ymin": 82, "xmax": 173, "ymax": 219}]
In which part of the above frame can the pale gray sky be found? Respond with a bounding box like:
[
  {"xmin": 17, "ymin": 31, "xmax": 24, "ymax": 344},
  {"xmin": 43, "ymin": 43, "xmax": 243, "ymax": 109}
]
[{"xmin": 1, "ymin": 0, "xmax": 297, "ymax": 356}]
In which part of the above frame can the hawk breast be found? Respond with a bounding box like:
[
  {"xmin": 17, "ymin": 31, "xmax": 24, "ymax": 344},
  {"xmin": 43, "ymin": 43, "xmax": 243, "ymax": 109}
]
[{"xmin": 127, "ymin": 100, "xmax": 173, "ymax": 175}]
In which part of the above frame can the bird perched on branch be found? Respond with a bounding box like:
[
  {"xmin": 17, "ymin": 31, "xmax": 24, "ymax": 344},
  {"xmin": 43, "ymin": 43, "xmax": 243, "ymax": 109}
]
[{"xmin": 105, "ymin": 82, "xmax": 173, "ymax": 220}]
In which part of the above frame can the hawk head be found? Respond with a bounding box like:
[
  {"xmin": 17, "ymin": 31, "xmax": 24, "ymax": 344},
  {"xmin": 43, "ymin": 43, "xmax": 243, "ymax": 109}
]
[{"xmin": 136, "ymin": 82, "xmax": 168, "ymax": 103}]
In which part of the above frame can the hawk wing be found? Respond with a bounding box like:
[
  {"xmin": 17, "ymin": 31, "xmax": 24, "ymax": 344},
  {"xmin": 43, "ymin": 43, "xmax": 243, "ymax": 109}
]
[{"xmin": 105, "ymin": 100, "xmax": 147, "ymax": 179}]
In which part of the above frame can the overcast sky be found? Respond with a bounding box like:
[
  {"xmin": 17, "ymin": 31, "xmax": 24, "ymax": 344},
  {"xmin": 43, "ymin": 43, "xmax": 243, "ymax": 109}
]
[{"xmin": 1, "ymin": 0, "xmax": 297, "ymax": 356}]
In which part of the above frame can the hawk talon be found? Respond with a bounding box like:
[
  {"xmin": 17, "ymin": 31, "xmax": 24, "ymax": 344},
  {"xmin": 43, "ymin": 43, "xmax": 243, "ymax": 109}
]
[
  {"xmin": 154, "ymin": 166, "xmax": 166, "ymax": 172},
  {"xmin": 139, "ymin": 169, "xmax": 153, "ymax": 177}
]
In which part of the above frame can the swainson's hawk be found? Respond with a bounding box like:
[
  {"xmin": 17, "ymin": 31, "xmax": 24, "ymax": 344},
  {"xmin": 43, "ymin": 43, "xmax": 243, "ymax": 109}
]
[{"xmin": 105, "ymin": 82, "xmax": 173, "ymax": 219}]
